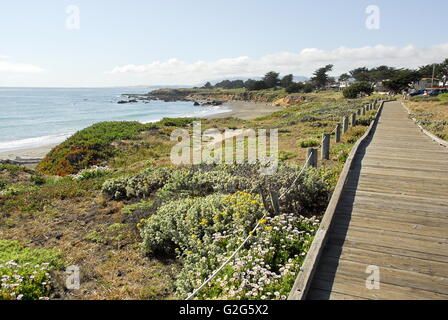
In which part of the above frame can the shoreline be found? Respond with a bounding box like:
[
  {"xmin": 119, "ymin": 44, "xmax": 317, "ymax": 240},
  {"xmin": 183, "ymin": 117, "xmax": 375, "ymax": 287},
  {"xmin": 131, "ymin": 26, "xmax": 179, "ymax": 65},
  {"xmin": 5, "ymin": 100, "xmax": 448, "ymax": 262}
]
[
  {"xmin": 0, "ymin": 101, "xmax": 281, "ymax": 164},
  {"xmin": 203, "ymin": 100, "xmax": 281, "ymax": 120},
  {"xmin": 0, "ymin": 144, "xmax": 58, "ymax": 168}
]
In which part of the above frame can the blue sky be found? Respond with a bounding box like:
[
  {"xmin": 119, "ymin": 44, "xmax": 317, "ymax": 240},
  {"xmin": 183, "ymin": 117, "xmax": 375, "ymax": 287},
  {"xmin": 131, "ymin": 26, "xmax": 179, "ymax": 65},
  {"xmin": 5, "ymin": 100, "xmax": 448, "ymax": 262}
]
[{"xmin": 0, "ymin": 0, "xmax": 447, "ymax": 87}]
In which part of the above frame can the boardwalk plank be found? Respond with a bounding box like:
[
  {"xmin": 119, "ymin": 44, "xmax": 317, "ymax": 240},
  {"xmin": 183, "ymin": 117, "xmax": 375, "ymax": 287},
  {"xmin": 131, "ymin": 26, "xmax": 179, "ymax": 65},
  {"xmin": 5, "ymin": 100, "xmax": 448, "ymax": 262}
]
[
  {"xmin": 316, "ymin": 256, "xmax": 448, "ymax": 295},
  {"xmin": 323, "ymin": 244, "xmax": 448, "ymax": 278}
]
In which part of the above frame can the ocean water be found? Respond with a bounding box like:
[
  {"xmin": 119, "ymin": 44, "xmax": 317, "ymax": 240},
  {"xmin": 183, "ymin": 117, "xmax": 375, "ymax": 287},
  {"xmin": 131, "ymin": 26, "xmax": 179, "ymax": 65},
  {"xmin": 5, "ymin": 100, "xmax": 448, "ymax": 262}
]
[{"xmin": 0, "ymin": 87, "xmax": 230, "ymax": 152}]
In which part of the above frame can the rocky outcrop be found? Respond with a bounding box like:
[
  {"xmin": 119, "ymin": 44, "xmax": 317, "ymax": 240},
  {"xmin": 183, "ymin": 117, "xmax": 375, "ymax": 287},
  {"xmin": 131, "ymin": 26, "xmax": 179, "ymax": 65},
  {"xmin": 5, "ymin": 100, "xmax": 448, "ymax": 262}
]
[
  {"xmin": 200, "ymin": 100, "xmax": 224, "ymax": 106},
  {"xmin": 273, "ymin": 95, "xmax": 307, "ymax": 107},
  {"xmin": 142, "ymin": 89, "xmax": 196, "ymax": 102},
  {"xmin": 118, "ymin": 99, "xmax": 138, "ymax": 104},
  {"xmin": 121, "ymin": 89, "xmax": 308, "ymax": 107}
]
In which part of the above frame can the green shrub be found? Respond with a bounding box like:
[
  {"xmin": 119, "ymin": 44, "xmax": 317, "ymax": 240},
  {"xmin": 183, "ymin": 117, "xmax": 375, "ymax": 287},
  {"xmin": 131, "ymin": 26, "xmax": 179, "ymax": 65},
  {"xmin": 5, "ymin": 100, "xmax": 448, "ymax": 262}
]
[
  {"xmin": 31, "ymin": 175, "xmax": 46, "ymax": 186},
  {"xmin": 0, "ymin": 184, "xmax": 39, "ymax": 197},
  {"xmin": 303, "ymin": 83, "xmax": 315, "ymax": 93},
  {"xmin": 0, "ymin": 179, "xmax": 6, "ymax": 190},
  {"xmin": 278, "ymin": 151, "xmax": 297, "ymax": 161},
  {"xmin": 298, "ymin": 139, "xmax": 320, "ymax": 148},
  {"xmin": 345, "ymin": 126, "xmax": 367, "ymax": 144},
  {"xmin": 135, "ymin": 162, "xmax": 330, "ymax": 299},
  {"xmin": 285, "ymin": 82, "xmax": 304, "ymax": 94},
  {"xmin": 37, "ymin": 121, "xmax": 152, "ymax": 176},
  {"xmin": 0, "ymin": 164, "xmax": 31, "ymax": 174},
  {"xmin": 343, "ymin": 82, "xmax": 374, "ymax": 99},
  {"xmin": 141, "ymin": 192, "xmax": 266, "ymax": 256},
  {"xmin": 102, "ymin": 167, "xmax": 174, "ymax": 200},
  {"xmin": 0, "ymin": 240, "xmax": 63, "ymax": 268},
  {"xmin": 356, "ymin": 114, "xmax": 374, "ymax": 126},
  {"xmin": 437, "ymin": 133, "xmax": 448, "ymax": 140},
  {"xmin": 337, "ymin": 150, "xmax": 349, "ymax": 163},
  {"xmin": 267, "ymin": 166, "xmax": 330, "ymax": 216},
  {"xmin": 157, "ymin": 169, "xmax": 247, "ymax": 198},
  {"xmin": 158, "ymin": 117, "xmax": 199, "ymax": 127},
  {"xmin": 0, "ymin": 240, "xmax": 63, "ymax": 300},
  {"xmin": 103, "ymin": 163, "xmax": 330, "ymax": 217},
  {"xmin": 0, "ymin": 261, "xmax": 52, "ymax": 300},
  {"xmin": 141, "ymin": 193, "xmax": 319, "ymax": 299},
  {"xmin": 186, "ymin": 213, "xmax": 319, "ymax": 300},
  {"xmin": 72, "ymin": 166, "xmax": 111, "ymax": 181}
]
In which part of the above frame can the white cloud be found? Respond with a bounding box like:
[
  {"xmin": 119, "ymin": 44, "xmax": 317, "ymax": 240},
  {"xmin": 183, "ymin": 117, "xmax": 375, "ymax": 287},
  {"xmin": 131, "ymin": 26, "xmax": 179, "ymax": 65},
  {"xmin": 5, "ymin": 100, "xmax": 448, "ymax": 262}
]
[
  {"xmin": 107, "ymin": 43, "xmax": 448, "ymax": 84},
  {"xmin": 0, "ymin": 56, "xmax": 44, "ymax": 73}
]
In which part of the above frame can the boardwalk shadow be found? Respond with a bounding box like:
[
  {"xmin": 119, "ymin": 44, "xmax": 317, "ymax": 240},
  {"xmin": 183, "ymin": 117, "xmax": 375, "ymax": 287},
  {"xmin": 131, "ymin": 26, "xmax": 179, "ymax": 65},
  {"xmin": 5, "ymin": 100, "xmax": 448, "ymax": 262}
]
[{"xmin": 310, "ymin": 108, "xmax": 383, "ymax": 299}]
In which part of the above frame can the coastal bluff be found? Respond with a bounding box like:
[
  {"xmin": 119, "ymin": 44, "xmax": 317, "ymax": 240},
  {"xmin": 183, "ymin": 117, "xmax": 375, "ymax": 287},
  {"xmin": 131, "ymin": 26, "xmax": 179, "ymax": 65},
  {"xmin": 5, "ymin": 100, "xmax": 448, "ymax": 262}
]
[{"xmin": 123, "ymin": 88, "xmax": 308, "ymax": 107}]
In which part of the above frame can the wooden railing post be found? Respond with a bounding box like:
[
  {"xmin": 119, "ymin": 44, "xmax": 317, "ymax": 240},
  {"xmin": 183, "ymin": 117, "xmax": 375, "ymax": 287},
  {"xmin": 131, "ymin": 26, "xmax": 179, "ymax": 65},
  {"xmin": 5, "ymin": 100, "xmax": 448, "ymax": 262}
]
[
  {"xmin": 322, "ymin": 133, "xmax": 330, "ymax": 160},
  {"xmin": 351, "ymin": 113, "xmax": 357, "ymax": 126},
  {"xmin": 335, "ymin": 124, "xmax": 341, "ymax": 143},
  {"xmin": 270, "ymin": 190, "xmax": 280, "ymax": 215},
  {"xmin": 361, "ymin": 106, "xmax": 366, "ymax": 116},
  {"xmin": 342, "ymin": 116, "xmax": 349, "ymax": 133},
  {"xmin": 306, "ymin": 148, "xmax": 318, "ymax": 168}
]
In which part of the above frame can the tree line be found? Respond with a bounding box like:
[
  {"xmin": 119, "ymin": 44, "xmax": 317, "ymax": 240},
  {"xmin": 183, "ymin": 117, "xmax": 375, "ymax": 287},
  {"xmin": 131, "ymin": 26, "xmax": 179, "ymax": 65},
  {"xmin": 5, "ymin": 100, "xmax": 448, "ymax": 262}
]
[
  {"xmin": 201, "ymin": 58, "xmax": 448, "ymax": 98},
  {"xmin": 201, "ymin": 70, "xmax": 324, "ymax": 93}
]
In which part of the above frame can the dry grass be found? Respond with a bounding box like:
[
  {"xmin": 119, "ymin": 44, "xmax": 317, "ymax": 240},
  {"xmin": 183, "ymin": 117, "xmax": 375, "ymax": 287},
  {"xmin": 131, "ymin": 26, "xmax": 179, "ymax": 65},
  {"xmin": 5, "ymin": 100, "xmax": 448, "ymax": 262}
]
[
  {"xmin": 406, "ymin": 95, "xmax": 448, "ymax": 140},
  {"xmin": 0, "ymin": 184, "xmax": 180, "ymax": 300}
]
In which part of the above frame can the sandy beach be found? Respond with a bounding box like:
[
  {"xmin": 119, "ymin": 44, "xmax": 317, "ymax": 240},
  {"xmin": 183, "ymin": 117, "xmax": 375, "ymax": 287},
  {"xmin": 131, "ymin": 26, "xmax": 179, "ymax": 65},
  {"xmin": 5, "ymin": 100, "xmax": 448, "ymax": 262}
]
[
  {"xmin": 0, "ymin": 144, "xmax": 57, "ymax": 160},
  {"xmin": 0, "ymin": 101, "xmax": 281, "ymax": 163},
  {"xmin": 204, "ymin": 100, "xmax": 282, "ymax": 120},
  {"xmin": 0, "ymin": 144, "xmax": 57, "ymax": 168}
]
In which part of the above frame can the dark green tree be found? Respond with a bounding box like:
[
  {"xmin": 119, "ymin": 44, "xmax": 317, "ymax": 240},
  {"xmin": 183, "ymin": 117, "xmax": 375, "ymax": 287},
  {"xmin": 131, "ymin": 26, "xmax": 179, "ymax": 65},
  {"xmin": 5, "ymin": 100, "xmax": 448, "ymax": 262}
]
[
  {"xmin": 263, "ymin": 71, "xmax": 280, "ymax": 88},
  {"xmin": 311, "ymin": 64, "xmax": 333, "ymax": 88},
  {"xmin": 285, "ymin": 82, "xmax": 304, "ymax": 93},
  {"xmin": 370, "ymin": 66, "xmax": 398, "ymax": 82},
  {"xmin": 215, "ymin": 79, "xmax": 245, "ymax": 89},
  {"xmin": 339, "ymin": 73, "xmax": 351, "ymax": 82},
  {"xmin": 203, "ymin": 82, "xmax": 212, "ymax": 89},
  {"xmin": 418, "ymin": 59, "xmax": 448, "ymax": 87},
  {"xmin": 246, "ymin": 80, "xmax": 267, "ymax": 91},
  {"xmin": 303, "ymin": 82, "xmax": 315, "ymax": 93},
  {"xmin": 343, "ymin": 82, "xmax": 374, "ymax": 99},
  {"xmin": 349, "ymin": 67, "xmax": 372, "ymax": 82},
  {"xmin": 418, "ymin": 64, "xmax": 437, "ymax": 78},
  {"xmin": 244, "ymin": 79, "xmax": 255, "ymax": 89},
  {"xmin": 280, "ymin": 74, "xmax": 294, "ymax": 88},
  {"xmin": 383, "ymin": 69, "xmax": 421, "ymax": 94}
]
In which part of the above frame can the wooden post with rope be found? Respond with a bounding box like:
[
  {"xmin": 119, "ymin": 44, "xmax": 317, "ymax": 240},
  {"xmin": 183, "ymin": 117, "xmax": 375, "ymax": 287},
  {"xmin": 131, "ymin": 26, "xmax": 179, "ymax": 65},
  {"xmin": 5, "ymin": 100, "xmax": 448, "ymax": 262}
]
[
  {"xmin": 306, "ymin": 148, "xmax": 318, "ymax": 168},
  {"xmin": 322, "ymin": 133, "xmax": 330, "ymax": 160},
  {"xmin": 335, "ymin": 124, "xmax": 341, "ymax": 143}
]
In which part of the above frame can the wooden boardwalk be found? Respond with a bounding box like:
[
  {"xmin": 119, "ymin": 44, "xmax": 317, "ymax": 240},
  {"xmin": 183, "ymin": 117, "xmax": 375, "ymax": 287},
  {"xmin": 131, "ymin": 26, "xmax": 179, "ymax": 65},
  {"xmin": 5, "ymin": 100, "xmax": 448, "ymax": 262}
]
[{"xmin": 306, "ymin": 101, "xmax": 448, "ymax": 300}]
